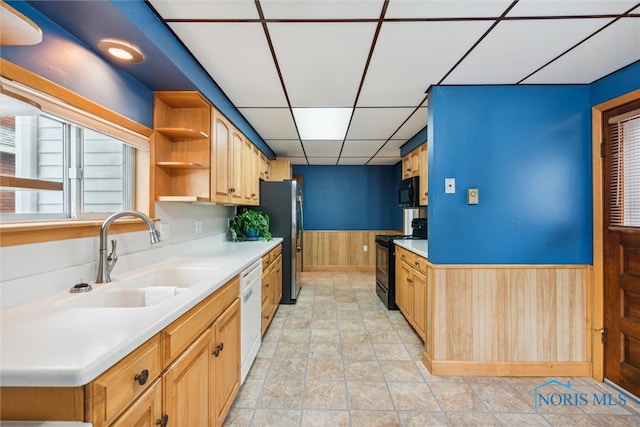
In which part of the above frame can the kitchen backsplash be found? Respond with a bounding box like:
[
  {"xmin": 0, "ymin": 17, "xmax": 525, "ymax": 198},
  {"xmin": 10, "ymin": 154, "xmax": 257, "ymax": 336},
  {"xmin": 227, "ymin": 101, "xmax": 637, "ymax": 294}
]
[{"xmin": 0, "ymin": 203, "xmax": 234, "ymax": 310}]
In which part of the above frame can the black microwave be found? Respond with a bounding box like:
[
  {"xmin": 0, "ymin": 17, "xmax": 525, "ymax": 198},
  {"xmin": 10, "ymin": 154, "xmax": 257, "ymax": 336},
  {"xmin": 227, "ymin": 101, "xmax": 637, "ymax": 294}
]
[{"xmin": 398, "ymin": 176, "xmax": 419, "ymax": 207}]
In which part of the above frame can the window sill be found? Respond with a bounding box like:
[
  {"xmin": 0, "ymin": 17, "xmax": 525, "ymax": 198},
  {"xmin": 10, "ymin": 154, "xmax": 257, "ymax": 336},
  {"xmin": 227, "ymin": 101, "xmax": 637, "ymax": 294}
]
[{"xmin": 0, "ymin": 219, "xmax": 156, "ymax": 247}]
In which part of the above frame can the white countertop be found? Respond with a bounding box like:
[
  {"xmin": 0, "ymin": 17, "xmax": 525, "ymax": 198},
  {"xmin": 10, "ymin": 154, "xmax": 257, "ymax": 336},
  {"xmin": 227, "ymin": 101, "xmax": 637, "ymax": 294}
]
[
  {"xmin": 394, "ymin": 239, "xmax": 428, "ymax": 259},
  {"xmin": 0, "ymin": 238, "xmax": 282, "ymax": 387}
]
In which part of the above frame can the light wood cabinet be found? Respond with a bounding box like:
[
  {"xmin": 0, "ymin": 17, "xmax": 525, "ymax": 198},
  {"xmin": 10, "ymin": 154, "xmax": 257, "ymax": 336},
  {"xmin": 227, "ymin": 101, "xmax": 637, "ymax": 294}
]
[
  {"xmin": 152, "ymin": 91, "xmax": 212, "ymax": 203},
  {"xmin": 111, "ymin": 379, "xmax": 163, "ymax": 427},
  {"xmin": 401, "ymin": 142, "xmax": 427, "ymax": 206},
  {"xmin": 259, "ymin": 152, "xmax": 271, "ymax": 181},
  {"xmin": 242, "ymin": 141, "xmax": 259, "ymax": 205},
  {"xmin": 396, "ymin": 246, "xmax": 427, "ymax": 342},
  {"xmin": 230, "ymin": 128, "xmax": 244, "ymax": 204},
  {"xmin": 419, "ymin": 144, "xmax": 428, "ymax": 206},
  {"xmin": 261, "ymin": 244, "xmax": 283, "ymax": 335},
  {"xmin": 269, "ymin": 159, "xmax": 292, "ymax": 181}
]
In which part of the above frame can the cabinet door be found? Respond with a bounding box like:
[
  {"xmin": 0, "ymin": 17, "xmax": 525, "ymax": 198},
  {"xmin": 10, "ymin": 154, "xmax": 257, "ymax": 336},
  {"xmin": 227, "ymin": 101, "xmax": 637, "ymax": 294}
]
[
  {"xmin": 230, "ymin": 129, "xmax": 244, "ymax": 204},
  {"xmin": 249, "ymin": 145, "xmax": 260, "ymax": 205},
  {"xmin": 213, "ymin": 110, "xmax": 231, "ymax": 204},
  {"xmin": 412, "ymin": 271, "xmax": 427, "ymax": 341},
  {"xmin": 402, "ymin": 155, "xmax": 412, "ymax": 179},
  {"xmin": 410, "ymin": 149, "xmax": 420, "ymax": 177},
  {"xmin": 273, "ymin": 255, "xmax": 283, "ymax": 306},
  {"xmin": 163, "ymin": 331, "xmax": 211, "ymax": 427},
  {"xmin": 111, "ymin": 379, "xmax": 163, "ymax": 427},
  {"xmin": 212, "ymin": 298, "xmax": 241, "ymax": 427},
  {"xmin": 241, "ymin": 139, "xmax": 254, "ymax": 205},
  {"xmin": 396, "ymin": 259, "xmax": 412, "ymax": 318},
  {"xmin": 419, "ymin": 144, "xmax": 428, "ymax": 206}
]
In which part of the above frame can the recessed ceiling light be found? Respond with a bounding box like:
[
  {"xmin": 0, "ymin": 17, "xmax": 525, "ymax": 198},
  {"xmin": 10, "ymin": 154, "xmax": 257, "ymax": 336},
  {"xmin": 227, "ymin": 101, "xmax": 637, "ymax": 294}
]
[
  {"xmin": 292, "ymin": 108, "xmax": 352, "ymax": 140},
  {"xmin": 97, "ymin": 38, "xmax": 144, "ymax": 63}
]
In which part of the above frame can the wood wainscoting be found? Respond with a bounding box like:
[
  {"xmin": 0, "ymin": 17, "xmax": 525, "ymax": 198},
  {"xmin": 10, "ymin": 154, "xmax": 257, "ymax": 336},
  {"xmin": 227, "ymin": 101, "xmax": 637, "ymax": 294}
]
[
  {"xmin": 302, "ymin": 230, "xmax": 400, "ymax": 271},
  {"xmin": 424, "ymin": 264, "xmax": 593, "ymax": 377}
]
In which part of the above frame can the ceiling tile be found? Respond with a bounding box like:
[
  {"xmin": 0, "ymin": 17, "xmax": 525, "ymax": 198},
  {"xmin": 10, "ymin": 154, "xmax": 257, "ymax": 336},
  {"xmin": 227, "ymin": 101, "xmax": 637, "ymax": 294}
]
[
  {"xmin": 386, "ymin": 0, "xmax": 513, "ymax": 18},
  {"xmin": 307, "ymin": 157, "xmax": 341, "ymax": 165},
  {"xmin": 260, "ymin": 0, "xmax": 385, "ymax": 19},
  {"xmin": 444, "ymin": 18, "xmax": 612, "ymax": 84},
  {"xmin": 278, "ymin": 156, "xmax": 308, "ymax": 165},
  {"xmin": 358, "ymin": 21, "xmax": 495, "ymax": 106},
  {"xmin": 169, "ymin": 23, "xmax": 287, "ymax": 107},
  {"xmin": 338, "ymin": 157, "xmax": 369, "ymax": 165},
  {"xmin": 265, "ymin": 139, "xmax": 305, "ymax": 157},
  {"xmin": 384, "ymin": 140, "xmax": 406, "ymax": 150},
  {"xmin": 507, "ymin": 0, "xmax": 639, "ymax": 16},
  {"xmin": 302, "ymin": 140, "xmax": 343, "ymax": 157},
  {"xmin": 522, "ymin": 17, "xmax": 640, "ymax": 84},
  {"xmin": 340, "ymin": 140, "xmax": 386, "ymax": 157},
  {"xmin": 268, "ymin": 23, "xmax": 377, "ymax": 107},
  {"xmin": 149, "ymin": 0, "xmax": 258, "ymax": 19},
  {"xmin": 346, "ymin": 107, "xmax": 416, "ymax": 139},
  {"xmin": 393, "ymin": 107, "xmax": 427, "ymax": 140},
  {"xmin": 377, "ymin": 145, "xmax": 402, "ymax": 157},
  {"xmin": 238, "ymin": 108, "xmax": 299, "ymax": 139},
  {"xmin": 368, "ymin": 156, "xmax": 401, "ymax": 166}
]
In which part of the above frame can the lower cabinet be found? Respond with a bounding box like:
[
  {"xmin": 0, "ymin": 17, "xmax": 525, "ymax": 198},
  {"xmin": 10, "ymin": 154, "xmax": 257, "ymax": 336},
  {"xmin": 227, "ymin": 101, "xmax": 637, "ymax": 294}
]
[
  {"xmin": 396, "ymin": 246, "xmax": 428, "ymax": 341},
  {"xmin": 0, "ymin": 276, "xmax": 241, "ymax": 426},
  {"xmin": 261, "ymin": 244, "xmax": 283, "ymax": 335}
]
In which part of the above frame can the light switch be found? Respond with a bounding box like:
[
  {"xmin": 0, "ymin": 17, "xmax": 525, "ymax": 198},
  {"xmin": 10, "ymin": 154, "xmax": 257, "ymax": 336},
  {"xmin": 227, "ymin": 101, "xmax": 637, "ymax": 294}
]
[
  {"xmin": 445, "ymin": 178, "xmax": 455, "ymax": 194},
  {"xmin": 467, "ymin": 188, "xmax": 479, "ymax": 205}
]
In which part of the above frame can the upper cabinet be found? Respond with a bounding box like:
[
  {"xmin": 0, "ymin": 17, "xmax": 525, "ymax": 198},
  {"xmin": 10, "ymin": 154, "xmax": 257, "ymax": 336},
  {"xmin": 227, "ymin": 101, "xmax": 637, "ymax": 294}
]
[
  {"xmin": 152, "ymin": 91, "xmax": 212, "ymax": 203},
  {"xmin": 401, "ymin": 142, "xmax": 428, "ymax": 206}
]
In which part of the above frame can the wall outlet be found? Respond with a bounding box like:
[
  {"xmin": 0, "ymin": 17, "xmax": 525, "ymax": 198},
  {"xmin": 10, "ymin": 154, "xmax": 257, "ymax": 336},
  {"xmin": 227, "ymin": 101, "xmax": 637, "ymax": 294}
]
[
  {"xmin": 467, "ymin": 188, "xmax": 479, "ymax": 205},
  {"xmin": 195, "ymin": 220, "xmax": 203, "ymax": 234},
  {"xmin": 363, "ymin": 245, "xmax": 368, "ymax": 252},
  {"xmin": 445, "ymin": 178, "xmax": 456, "ymax": 194},
  {"xmin": 159, "ymin": 223, "xmax": 170, "ymax": 240}
]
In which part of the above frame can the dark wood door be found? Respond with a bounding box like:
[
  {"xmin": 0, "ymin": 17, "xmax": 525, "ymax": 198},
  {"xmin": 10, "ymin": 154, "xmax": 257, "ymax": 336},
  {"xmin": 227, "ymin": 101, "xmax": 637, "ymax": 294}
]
[{"xmin": 603, "ymin": 100, "xmax": 640, "ymax": 397}]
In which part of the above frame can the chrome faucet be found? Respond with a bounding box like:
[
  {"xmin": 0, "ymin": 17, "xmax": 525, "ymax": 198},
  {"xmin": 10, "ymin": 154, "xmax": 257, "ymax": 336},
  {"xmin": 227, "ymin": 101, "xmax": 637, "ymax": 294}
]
[{"xmin": 96, "ymin": 211, "xmax": 162, "ymax": 283}]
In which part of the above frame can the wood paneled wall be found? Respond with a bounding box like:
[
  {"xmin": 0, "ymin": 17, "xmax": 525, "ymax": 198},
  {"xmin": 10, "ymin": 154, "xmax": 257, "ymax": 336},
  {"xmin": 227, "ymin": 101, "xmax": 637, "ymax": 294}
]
[
  {"xmin": 302, "ymin": 230, "xmax": 400, "ymax": 271},
  {"xmin": 425, "ymin": 264, "xmax": 592, "ymax": 376}
]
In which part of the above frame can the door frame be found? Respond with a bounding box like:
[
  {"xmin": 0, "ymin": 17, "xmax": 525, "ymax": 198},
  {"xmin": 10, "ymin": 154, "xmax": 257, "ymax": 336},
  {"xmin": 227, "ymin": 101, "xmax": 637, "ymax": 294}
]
[{"xmin": 592, "ymin": 88, "xmax": 640, "ymax": 381}]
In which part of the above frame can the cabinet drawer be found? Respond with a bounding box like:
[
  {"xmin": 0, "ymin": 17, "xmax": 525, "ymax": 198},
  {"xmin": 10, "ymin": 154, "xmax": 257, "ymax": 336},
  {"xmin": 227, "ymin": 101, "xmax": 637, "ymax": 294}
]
[
  {"xmin": 162, "ymin": 276, "xmax": 239, "ymax": 367},
  {"xmin": 273, "ymin": 244, "xmax": 282, "ymax": 258},
  {"xmin": 397, "ymin": 247, "xmax": 414, "ymax": 266},
  {"xmin": 413, "ymin": 256, "xmax": 427, "ymax": 274},
  {"xmin": 87, "ymin": 335, "xmax": 161, "ymax": 427},
  {"xmin": 261, "ymin": 297, "xmax": 271, "ymax": 335},
  {"xmin": 262, "ymin": 253, "xmax": 272, "ymax": 270}
]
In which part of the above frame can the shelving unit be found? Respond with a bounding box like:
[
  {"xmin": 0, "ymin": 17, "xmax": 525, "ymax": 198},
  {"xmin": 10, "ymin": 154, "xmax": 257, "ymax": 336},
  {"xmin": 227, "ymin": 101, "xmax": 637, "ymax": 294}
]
[{"xmin": 152, "ymin": 91, "xmax": 212, "ymax": 203}]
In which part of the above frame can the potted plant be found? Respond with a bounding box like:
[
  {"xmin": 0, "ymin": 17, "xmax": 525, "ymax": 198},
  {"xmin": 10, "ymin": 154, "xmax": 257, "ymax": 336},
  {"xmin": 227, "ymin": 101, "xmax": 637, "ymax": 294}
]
[{"xmin": 231, "ymin": 209, "xmax": 271, "ymax": 241}]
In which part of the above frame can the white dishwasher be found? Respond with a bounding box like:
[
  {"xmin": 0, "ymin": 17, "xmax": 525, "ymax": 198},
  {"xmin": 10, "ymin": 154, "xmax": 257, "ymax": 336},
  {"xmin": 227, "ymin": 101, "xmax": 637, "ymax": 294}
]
[{"xmin": 239, "ymin": 258, "xmax": 262, "ymax": 384}]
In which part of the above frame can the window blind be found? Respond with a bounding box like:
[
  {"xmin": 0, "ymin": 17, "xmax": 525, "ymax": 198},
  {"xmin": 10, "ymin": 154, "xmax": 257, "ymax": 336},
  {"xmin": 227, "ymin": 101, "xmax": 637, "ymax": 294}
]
[{"xmin": 609, "ymin": 112, "xmax": 640, "ymax": 227}]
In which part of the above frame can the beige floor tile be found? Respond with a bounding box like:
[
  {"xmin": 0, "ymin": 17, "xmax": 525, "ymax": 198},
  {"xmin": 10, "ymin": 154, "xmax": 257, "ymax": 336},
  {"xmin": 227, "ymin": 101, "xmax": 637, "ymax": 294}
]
[
  {"xmin": 373, "ymin": 342, "xmax": 412, "ymax": 361},
  {"xmin": 261, "ymin": 327, "xmax": 281, "ymax": 343},
  {"xmin": 273, "ymin": 340, "xmax": 309, "ymax": 359},
  {"xmin": 369, "ymin": 330, "xmax": 403, "ymax": 343},
  {"xmin": 279, "ymin": 327, "xmax": 311, "ymax": 343},
  {"xmin": 388, "ymin": 382, "xmax": 440, "ymax": 411},
  {"xmin": 471, "ymin": 383, "xmax": 535, "ymax": 413},
  {"xmin": 300, "ymin": 410, "xmax": 350, "ymax": 427},
  {"xmin": 310, "ymin": 328, "xmax": 340, "ymax": 343},
  {"xmin": 311, "ymin": 318, "xmax": 338, "ymax": 329},
  {"xmin": 303, "ymin": 380, "xmax": 348, "ymax": 409},
  {"xmin": 309, "ymin": 340, "xmax": 342, "ymax": 359},
  {"xmin": 266, "ymin": 358, "xmax": 307, "ymax": 380},
  {"xmin": 246, "ymin": 358, "xmax": 270, "ymax": 380},
  {"xmin": 251, "ymin": 409, "xmax": 301, "ymax": 427},
  {"xmin": 430, "ymin": 383, "xmax": 487, "ymax": 412},
  {"xmin": 258, "ymin": 380, "xmax": 304, "ymax": 409},
  {"xmin": 541, "ymin": 414, "xmax": 613, "ymax": 426},
  {"xmin": 350, "ymin": 410, "xmax": 400, "ymax": 427},
  {"xmin": 307, "ymin": 359, "xmax": 344, "ymax": 380},
  {"xmin": 233, "ymin": 379, "xmax": 263, "ymax": 408},
  {"xmin": 340, "ymin": 330, "xmax": 371, "ymax": 343},
  {"xmin": 592, "ymin": 414, "xmax": 640, "ymax": 426},
  {"xmin": 344, "ymin": 359, "xmax": 384, "ymax": 381},
  {"xmin": 347, "ymin": 381, "xmax": 394, "ymax": 410},
  {"xmin": 223, "ymin": 407, "xmax": 254, "ymax": 427},
  {"xmin": 493, "ymin": 412, "xmax": 552, "ymax": 426},
  {"xmin": 398, "ymin": 411, "xmax": 450, "ymax": 427},
  {"xmin": 380, "ymin": 360, "xmax": 424, "ymax": 382},
  {"xmin": 341, "ymin": 342, "xmax": 376, "ymax": 360},
  {"xmin": 255, "ymin": 340, "xmax": 277, "ymax": 358},
  {"xmin": 448, "ymin": 412, "xmax": 498, "ymax": 426}
]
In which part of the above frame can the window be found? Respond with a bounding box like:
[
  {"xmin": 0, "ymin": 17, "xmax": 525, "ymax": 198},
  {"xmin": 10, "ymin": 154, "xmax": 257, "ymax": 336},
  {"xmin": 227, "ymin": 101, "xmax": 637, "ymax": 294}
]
[
  {"xmin": 608, "ymin": 109, "xmax": 640, "ymax": 227},
  {"xmin": 0, "ymin": 112, "xmax": 133, "ymax": 219}
]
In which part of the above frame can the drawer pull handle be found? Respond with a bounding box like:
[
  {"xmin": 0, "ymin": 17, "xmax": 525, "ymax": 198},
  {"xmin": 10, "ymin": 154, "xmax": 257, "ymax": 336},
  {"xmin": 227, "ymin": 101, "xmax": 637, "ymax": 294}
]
[
  {"xmin": 212, "ymin": 343, "xmax": 224, "ymax": 357},
  {"xmin": 134, "ymin": 369, "xmax": 149, "ymax": 385},
  {"xmin": 156, "ymin": 414, "xmax": 169, "ymax": 427}
]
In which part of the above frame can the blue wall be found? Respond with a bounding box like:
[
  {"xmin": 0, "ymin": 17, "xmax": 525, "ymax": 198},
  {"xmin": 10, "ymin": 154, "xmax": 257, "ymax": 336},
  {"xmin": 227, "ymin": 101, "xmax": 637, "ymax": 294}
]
[
  {"xmin": 590, "ymin": 60, "xmax": 640, "ymax": 106},
  {"xmin": 428, "ymin": 85, "xmax": 592, "ymax": 264},
  {"xmin": 293, "ymin": 165, "xmax": 402, "ymax": 231}
]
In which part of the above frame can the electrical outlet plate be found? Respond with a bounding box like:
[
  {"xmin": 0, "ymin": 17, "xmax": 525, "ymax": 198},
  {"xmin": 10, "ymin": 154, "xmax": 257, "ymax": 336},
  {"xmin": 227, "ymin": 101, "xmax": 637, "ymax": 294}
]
[
  {"xmin": 445, "ymin": 178, "xmax": 455, "ymax": 194},
  {"xmin": 195, "ymin": 220, "xmax": 203, "ymax": 234},
  {"xmin": 363, "ymin": 245, "xmax": 368, "ymax": 252},
  {"xmin": 467, "ymin": 188, "xmax": 479, "ymax": 205},
  {"xmin": 159, "ymin": 223, "xmax": 170, "ymax": 240}
]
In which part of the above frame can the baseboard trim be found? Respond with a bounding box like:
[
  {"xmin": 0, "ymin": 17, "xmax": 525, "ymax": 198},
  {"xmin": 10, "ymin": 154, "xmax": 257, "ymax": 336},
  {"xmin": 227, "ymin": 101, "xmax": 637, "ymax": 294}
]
[{"xmin": 423, "ymin": 354, "xmax": 592, "ymax": 377}]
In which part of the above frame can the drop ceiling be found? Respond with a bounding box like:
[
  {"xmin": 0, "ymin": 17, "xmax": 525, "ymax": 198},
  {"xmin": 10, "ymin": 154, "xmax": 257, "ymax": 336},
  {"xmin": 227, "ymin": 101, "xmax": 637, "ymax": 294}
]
[{"xmin": 28, "ymin": 1, "xmax": 640, "ymax": 166}]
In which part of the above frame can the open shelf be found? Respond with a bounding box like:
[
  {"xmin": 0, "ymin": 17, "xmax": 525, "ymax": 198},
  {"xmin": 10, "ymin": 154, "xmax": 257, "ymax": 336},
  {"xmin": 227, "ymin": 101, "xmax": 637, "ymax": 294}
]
[
  {"xmin": 156, "ymin": 127, "xmax": 209, "ymax": 140},
  {"xmin": 156, "ymin": 195, "xmax": 210, "ymax": 202},
  {"xmin": 156, "ymin": 161, "xmax": 207, "ymax": 169}
]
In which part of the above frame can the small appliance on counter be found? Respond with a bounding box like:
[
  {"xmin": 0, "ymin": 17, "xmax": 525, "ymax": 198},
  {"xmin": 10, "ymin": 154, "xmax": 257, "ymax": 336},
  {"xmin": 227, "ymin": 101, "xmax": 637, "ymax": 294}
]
[{"xmin": 374, "ymin": 216, "xmax": 427, "ymax": 310}]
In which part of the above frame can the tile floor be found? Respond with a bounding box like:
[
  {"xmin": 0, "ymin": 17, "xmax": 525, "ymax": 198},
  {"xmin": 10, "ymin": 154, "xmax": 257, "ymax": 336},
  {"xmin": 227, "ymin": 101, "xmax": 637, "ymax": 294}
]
[{"xmin": 224, "ymin": 271, "xmax": 640, "ymax": 426}]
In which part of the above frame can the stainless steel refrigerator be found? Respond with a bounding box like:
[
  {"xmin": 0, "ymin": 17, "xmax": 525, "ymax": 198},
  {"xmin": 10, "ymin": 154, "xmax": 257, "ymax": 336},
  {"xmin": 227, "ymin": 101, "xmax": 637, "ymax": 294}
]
[{"xmin": 258, "ymin": 179, "xmax": 303, "ymax": 304}]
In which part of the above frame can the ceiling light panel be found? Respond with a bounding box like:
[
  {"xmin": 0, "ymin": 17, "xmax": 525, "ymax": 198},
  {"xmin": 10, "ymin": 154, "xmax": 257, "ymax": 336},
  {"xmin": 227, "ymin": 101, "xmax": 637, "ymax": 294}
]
[
  {"xmin": 346, "ymin": 107, "xmax": 416, "ymax": 139},
  {"xmin": 265, "ymin": 139, "xmax": 305, "ymax": 157},
  {"xmin": 170, "ymin": 23, "xmax": 287, "ymax": 107},
  {"xmin": 239, "ymin": 108, "xmax": 299, "ymax": 139},
  {"xmin": 386, "ymin": 0, "xmax": 513, "ymax": 18},
  {"xmin": 507, "ymin": 0, "xmax": 639, "ymax": 16},
  {"xmin": 149, "ymin": 0, "xmax": 258, "ymax": 19},
  {"xmin": 358, "ymin": 21, "xmax": 495, "ymax": 106},
  {"xmin": 293, "ymin": 108, "xmax": 352, "ymax": 140},
  {"xmin": 340, "ymin": 140, "xmax": 386, "ymax": 157},
  {"xmin": 268, "ymin": 23, "xmax": 377, "ymax": 107},
  {"xmin": 260, "ymin": 0, "xmax": 385, "ymax": 19},
  {"xmin": 301, "ymin": 140, "xmax": 343, "ymax": 157},
  {"xmin": 522, "ymin": 18, "xmax": 640, "ymax": 84},
  {"xmin": 444, "ymin": 18, "xmax": 611, "ymax": 84}
]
